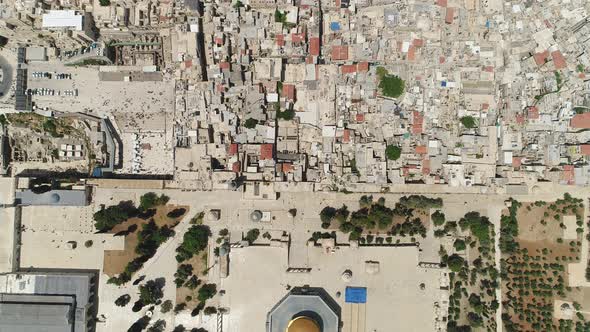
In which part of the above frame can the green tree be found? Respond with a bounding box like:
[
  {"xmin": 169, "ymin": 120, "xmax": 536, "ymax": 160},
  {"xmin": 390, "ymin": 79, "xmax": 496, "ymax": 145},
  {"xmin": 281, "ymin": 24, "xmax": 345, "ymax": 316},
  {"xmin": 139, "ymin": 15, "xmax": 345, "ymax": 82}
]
[
  {"xmin": 176, "ymin": 225, "xmax": 211, "ymax": 262},
  {"xmin": 161, "ymin": 300, "xmax": 173, "ymax": 313},
  {"xmin": 379, "ymin": 74, "xmax": 405, "ymax": 98},
  {"xmin": 243, "ymin": 118, "xmax": 258, "ymax": 129},
  {"xmin": 320, "ymin": 206, "xmax": 337, "ymax": 223},
  {"xmin": 147, "ymin": 320, "xmax": 166, "ymax": 332},
  {"xmin": 139, "ymin": 279, "xmax": 164, "ymax": 305},
  {"xmin": 447, "ymin": 254, "xmax": 465, "ymax": 272},
  {"xmin": 99, "ymin": 0, "xmax": 111, "ymax": 5},
  {"xmin": 204, "ymin": 306, "xmax": 217, "ymax": 315},
  {"xmin": 197, "ymin": 283, "xmax": 217, "ymax": 302},
  {"xmin": 139, "ymin": 192, "xmax": 170, "ymax": 212},
  {"xmin": 115, "ymin": 294, "xmax": 131, "ymax": 307},
  {"xmin": 94, "ymin": 201, "xmax": 137, "ymax": 232},
  {"xmin": 244, "ymin": 228, "xmax": 260, "ymax": 244},
  {"xmin": 432, "ymin": 210, "xmax": 446, "ymax": 226},
  {"xmin": 460, "ymin": 116, "xmax": 477, "ymax": 128},
  {"xmin": 453, "ymin": 239, "xmax": 466, "ymax": 251},
  {"xmin": 385, "ymin": 145, "xmax": 401, "ymax": 160},
  {"xmin": 185, "ymin": 275, "xmax": 201, "ymax": 290}
]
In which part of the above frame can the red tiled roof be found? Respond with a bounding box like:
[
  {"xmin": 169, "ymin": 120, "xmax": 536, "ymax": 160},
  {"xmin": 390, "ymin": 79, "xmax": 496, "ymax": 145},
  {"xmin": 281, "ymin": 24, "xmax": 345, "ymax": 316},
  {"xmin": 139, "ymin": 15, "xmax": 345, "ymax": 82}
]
[
  {"xmin": 219, "ymin": 61, "xmax": 230, "ymax": 69},
  {"xmin": 291, "ymin": 33, "xmax": 304, "ymax": 44},
  {"xmin": 412, "ymin": 39, "xmax": 424, "ymax": 47},
  {"xmin": 552, "ymin": 50, "xmax": 567, "ymax": 69},
  {"xmin": 407, "ymin": 45, "xmax": 416, "ymax": 61},
  {"xmin": 309, "ymin": 37, "xmax": 320, "ymax": 56},
  {"xmin": 482, "ymin": 103, "xmax": 489, "ymax": 110},
  {"xmin": 412, "ymin": 111, "xmax": 424, "ymax": 134},
  {"xmin": 184, "ymin": 59, "xmax": 192, "ymax": 68},
  {"xmin": 276, "ymin": 34, "xmax": 285, "ymax": 47},
  {"xmin": 282, "ymin": 163, "xmax": 294, "ymax": 173},
  {"xmin": 445, "ymin": 8, "xmax": 454, "ymax": 24},
  {"xmin": 571, "ymin": 113, "xmax": 590, "ymax": 129},
  {"xmin": 232, "ymin": 161, "xmax": 241, "ymax": 173},
  {"xmin": 341, "ymin": 64, "xmax": 357, "ymax": 74},
  {"xmin": 217, "ymin": 84, "xmax": 225, "ymax": 93},
  {"xmin": 415, "ymin": 146, "xmax": 427, "ymax": 154},
  {"xmin": 356, "ymin": 114, "xmax": 365, "ymax": 122},
  {"xmin": 512, "ymin": 157, "xmax": 522, "ymax": 168},
  {"xmin": 343, "ymin": 129, "xmax": 351, "ymax": 143},
  {"xmin": 533, "ymin": 50, "xmax": 549, "ymax": 66},
  {"xmin": 357, "ymin": 62, "xmax": 369, "ymax": 72},
  {"xmin": 580, "ymin": 145, "xmax": 590, "ymax": 155},
  {"xmin": 260, "ymin": 144, "xmax": 274, "ymax": 160},
  {"xmin": 437, "ymin": 0, "xmax": 447, "ymax": 7},
  {"xmin": 484, "ymin": 66, "xmax": 494, "ymax": 72},
  {"xmin": 422, "ymin": 158, "xmax": 430, "ymax": 175},
  {"xmin": 563, "ymin": 165, "xmax": 574, "ymax": 184},
  {"xmin": 331, "ymin": 45, "xmax": 349, "ymax": 61},
  {"xmin": 439, "ymin": 56, "xmax": 445, "ymax": 64},
  {"xmin": 228, "ymin": 143, "xmax": 238, "ymax": 155},
  {"xmin": 215, "ymin": 37, "xmax": 223, "ymax": 45},
  {"xmin": 282, "ymin": 84, "xmax": 296, "ymax": 100},
  {"xmin": 515, "ymin": 114, "xmax": 525, "ymax": 125},
  {"xmin": 527, "ymin": 106, "xmax": 539, "ymax": 120},
  {"xmin": 544, "ymin": 19, "xmax": 552, "ymax": 28}
]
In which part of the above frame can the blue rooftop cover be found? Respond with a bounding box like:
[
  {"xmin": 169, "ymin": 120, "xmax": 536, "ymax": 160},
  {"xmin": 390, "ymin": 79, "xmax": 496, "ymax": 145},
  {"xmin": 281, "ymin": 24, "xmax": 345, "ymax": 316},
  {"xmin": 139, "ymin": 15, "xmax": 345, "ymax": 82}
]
[
  {"xmin": 345, "ymin": 287, "xmax": 367, "ymax": 303},
  {"xmin": 441, "ymin": 81, "xmax": 447, "ymax": 87},
  {"xmin": 330, "ymin": 22, "xmax": 341, "ymax": 31}
]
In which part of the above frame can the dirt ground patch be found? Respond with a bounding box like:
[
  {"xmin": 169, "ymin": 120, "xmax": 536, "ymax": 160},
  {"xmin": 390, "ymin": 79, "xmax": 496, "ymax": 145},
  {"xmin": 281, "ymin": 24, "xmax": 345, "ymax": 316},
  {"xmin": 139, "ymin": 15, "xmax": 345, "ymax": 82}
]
[
  {"xmin": 103, "ymin": 205, "xmax": 189, "ymax": 277},
  {"xmin": 501, "ymin": 196, "xmax": 585, "ymax": 331},
  {"xmin": 516, "ymin": 202, "xmax": 577, "ymax": 242},
  {"xmin": 175, "ymin": 250, "xmax": 210, "ymax": 308}
]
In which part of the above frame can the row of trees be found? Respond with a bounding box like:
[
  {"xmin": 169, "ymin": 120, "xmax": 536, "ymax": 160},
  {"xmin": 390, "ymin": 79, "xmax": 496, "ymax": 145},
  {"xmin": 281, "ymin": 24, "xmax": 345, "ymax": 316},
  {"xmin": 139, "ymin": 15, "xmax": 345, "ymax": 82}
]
[
  {"xmin": 319, "ymin": 195, "xmax": 436, "ymax": 241},
  {"xmin": 94, "ymin": 192, "xmax": 171, "ymax": 232}
]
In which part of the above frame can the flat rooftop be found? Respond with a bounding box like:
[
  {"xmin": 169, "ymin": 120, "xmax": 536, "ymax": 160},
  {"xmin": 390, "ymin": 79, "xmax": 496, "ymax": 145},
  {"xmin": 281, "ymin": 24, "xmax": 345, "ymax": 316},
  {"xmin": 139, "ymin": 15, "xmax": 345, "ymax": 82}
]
[
  {"xmin": 42, "ymin": 10, "xmax": 83, "ymax": 31},
  {"xmin": 221, "ymin": 245, "xmax": 442, "ymax": 332}
]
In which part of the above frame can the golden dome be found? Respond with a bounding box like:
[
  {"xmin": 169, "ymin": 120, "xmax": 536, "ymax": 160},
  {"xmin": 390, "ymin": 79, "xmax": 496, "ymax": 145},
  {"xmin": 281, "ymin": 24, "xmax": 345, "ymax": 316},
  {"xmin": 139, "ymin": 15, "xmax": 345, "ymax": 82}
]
[{"xmin": 286, "ymin": 316, "xmax": 320, "ymax": 332}]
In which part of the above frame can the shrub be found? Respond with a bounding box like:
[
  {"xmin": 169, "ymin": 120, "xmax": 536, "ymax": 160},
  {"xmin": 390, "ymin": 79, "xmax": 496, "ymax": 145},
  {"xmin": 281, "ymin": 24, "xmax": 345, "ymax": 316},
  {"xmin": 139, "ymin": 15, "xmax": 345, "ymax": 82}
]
[
  {"xmin": 167, "ymin": 208, "xmax": 186, "ymax": 218},
  {"xmin": 160, "ymin": 300, "xmax": 173, "ymax": 313},
  {"xmin": 453, "ymin": 239, "xmax": 466, "ymax": 251},
  {"xmin": 115, "ymin": 294, "xmax": 131, "ymax": 307},
  {"xmin": 244, "ymin": 228, "xmax": 260, "ymax": 244},
  {"xmin": 204, "ymin": 306, "xmax": 217, "ymax": 315}
]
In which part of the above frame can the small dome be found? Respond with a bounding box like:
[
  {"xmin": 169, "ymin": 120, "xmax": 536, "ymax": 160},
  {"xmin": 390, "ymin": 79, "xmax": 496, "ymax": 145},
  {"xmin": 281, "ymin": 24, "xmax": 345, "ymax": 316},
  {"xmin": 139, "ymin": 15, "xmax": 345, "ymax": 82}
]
[
  {"xmin": 50, "ymin": 193, "xmax": 61, "ymax": 203},
  {"xmin": 341, "ymin": 269, "xmax": 352, "ymax": 282},
  {"xmin": 286, "ymin": 316, "xmax": 320, "ymax": 332},
  {"xmin": 207, "ymin": 209, "xmax": 220, "ymax": 221},
  {"xmin": 250, "ymin": 210, "xmax": 263, "ymax": 222}
]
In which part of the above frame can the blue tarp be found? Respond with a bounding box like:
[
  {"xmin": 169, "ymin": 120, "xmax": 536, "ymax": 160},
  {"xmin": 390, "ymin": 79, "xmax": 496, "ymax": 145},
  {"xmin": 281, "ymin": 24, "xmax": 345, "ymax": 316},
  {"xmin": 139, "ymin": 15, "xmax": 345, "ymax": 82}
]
[
  {"xmin": 441, "ymin": 81, "xmax": 447, "ymax": 87},
  {"xmin": 330, "ymin": 22, "xmax": 341, "ymax": 31},
  {"xmin": 345, "ymin": 287, "xmax": 367, "ymax": 303}
]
